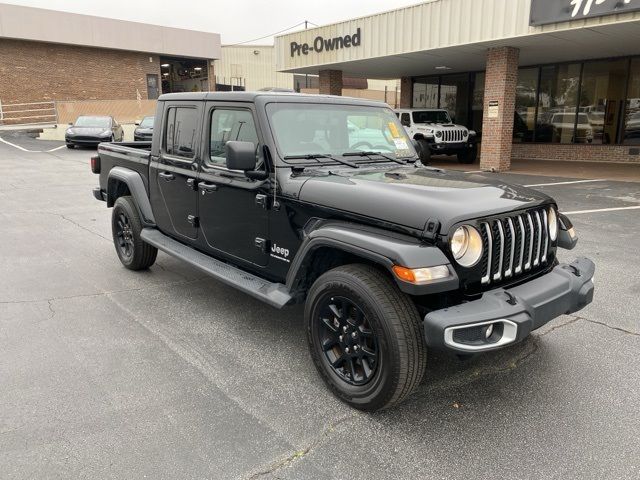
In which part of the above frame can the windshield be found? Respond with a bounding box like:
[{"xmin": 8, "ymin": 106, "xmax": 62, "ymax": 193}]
[
  {"xmin": 412, "ymin": 110, "xmax": 451, "ymax": 124},
  {"xmin": 139, "ymin": 116, "xmax": 154, "ymax": 128},
  {"xmin": 74, "ymin": 116, "xmax": 111, "ymax": 128},
  {"xmin": 266, "ymin": 103, "xmax": 416, "ymax": 163}
]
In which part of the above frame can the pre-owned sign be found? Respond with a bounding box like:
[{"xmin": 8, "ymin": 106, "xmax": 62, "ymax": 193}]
[
  {"xmin": 290, "ymin": 28, "xmax": 361, "ymax": 57},
  {"xmin": 530, "ymin": 0, "xmax": 640, "ymax": 26}
]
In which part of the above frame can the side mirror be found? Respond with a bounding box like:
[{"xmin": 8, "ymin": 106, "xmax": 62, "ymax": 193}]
[
  {"xmin": 135, "ymin": 122, "xmax": 140, "ymax": 126},
  {"xmin": 225, "ymin": 141, "xmax": 257, "ymax": 171},
  {"xmin": 68, "ymin": 122, "xmax": 73, "ymax": 126},
  {"xmin": 410, "ymin": 139, "xmax": 420, "ymax": 151}
]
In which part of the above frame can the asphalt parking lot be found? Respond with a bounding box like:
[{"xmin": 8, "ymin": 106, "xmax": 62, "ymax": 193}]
[{"xmin": 1, "ymin": 137, "xmax": 639, "ymax": 480}]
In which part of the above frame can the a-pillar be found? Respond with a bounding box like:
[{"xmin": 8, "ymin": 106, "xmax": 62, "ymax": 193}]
[
  {"xmin": 480, "ymin": 46, "xmax": 519, "ymax": 172},
  {"xmin": 319, "ymin": 69, "xmax": 343, "ymax": 96}
]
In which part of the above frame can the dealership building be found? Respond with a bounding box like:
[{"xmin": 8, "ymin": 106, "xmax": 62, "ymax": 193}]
[
  {"xmin": 275, "ymin": 0, "xmax": 640, "ymax": 171},
  {"xmin": 0, "ymin": 3, "xmax": 220, "ymax": 126}
]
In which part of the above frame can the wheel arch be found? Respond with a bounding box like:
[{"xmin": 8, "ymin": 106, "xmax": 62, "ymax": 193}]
[
  {"xmin": 286, "ymin": 221, "xmax": 457, "ymax": 300},
  {"xmin": 107, "ymin": 167, "xmax": 156, "ymax": 226}
]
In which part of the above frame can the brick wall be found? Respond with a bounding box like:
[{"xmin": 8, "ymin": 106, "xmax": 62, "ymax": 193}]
[
  {"xmin": 400, "ymin": 77, "xmax": 412, "ymax": 108},
  {"xmin": 512, "ymin": 143, "xmax": 640, "ymax": 164},
  {"xmin": 0, "ymin": 38, "xmax": 161, "ymax": 104},
  {"xmin": 319, "ymin": 69, "xmax": 342, "ymax": 96},
  {"xmin": 479, "ymin": 46, "xmax": 519, "ymax": 172}
]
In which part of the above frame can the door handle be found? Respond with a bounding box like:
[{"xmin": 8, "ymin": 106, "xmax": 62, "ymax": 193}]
[
  {"xmin": 199, "ymin": 182, "xmax": 218, "ymax": 193},
  {"xmin": 159, "ymin": 171, "xmax": 175, "ymax": 181}
]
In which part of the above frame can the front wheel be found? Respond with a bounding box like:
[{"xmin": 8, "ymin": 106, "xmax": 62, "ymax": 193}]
[
  {"xmin": 457, "ymin": 145, "xmax": 478, "ymax": 164},
  {"xmin": 112, "ymin": 196, "xmax": 157, "ymax": 270},
  {"xmin": 305, "ymin": 264, "xmax": 427, "ymax": 411},
  {"xmin": 417, "ymin": 139, "xmax": 431, "ymax": 164}
]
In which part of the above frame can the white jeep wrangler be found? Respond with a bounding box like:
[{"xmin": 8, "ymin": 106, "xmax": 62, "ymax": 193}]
[{"xmin": 395, "ymin": 108, "xmax": 478, "ymax": 164}]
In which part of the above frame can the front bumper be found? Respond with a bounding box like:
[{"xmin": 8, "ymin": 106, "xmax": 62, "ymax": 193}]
[{"xmin": 424, "ymin": 257, "xmax": 595, "ymax": 353}]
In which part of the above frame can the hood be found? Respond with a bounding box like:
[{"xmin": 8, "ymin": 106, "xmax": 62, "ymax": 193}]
[
  {"xmin": 295, "ymin": 166, "xmax": 552, "ymax": 233},
  {"xmin": 67, "ymin": 127, "xmax": 110, "ymax": 136},
  {"xmin": 134, "ymin": 127, "xmax": 153, "ymax": 134}
]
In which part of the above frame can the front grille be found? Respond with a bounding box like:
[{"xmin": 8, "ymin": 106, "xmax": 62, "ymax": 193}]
[
  {"xmin": 478, "ymin": 207, "xmax": 552, "ymax": 287},
  {"xmin": 441, "ymin": 129, "xmax": 465, "ymax": 142}
]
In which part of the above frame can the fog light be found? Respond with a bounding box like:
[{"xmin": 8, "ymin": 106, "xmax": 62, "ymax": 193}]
[{"xmin": 484, "ymin": 324, "xmax": 494, "ymax": 339}]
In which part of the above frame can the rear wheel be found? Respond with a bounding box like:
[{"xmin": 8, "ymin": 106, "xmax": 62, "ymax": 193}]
[
  {"xmin": 66, "ymin": 144, "xmax": 74, "ymax": 149},
  {"xmin": 417, "ymin": 139, "xmax": 431, "ymax": 164},
  {"xmin": 305, "ymin": 264, "xmax": 427, "ymax": 411},
  {"xmin": 112, "ymin": 196, "xmax": 157, "ymax": 270}
]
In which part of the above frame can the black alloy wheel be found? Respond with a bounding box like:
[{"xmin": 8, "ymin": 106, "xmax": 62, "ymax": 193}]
[
  {"xmin": 316, "ymin": 295, "xmax": 379, "ymax": 386},
  {"xmin": 115, "ymin": 211, "xmax": 135, "ymax": 261}
]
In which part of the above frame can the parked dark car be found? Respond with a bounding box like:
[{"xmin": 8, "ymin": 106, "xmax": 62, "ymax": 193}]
[
  {"xmin": 65, "ymin": 115, "xmax": 124, "ymax": 148},
  {"xmin": 133, "ymin": 116, "xmax": 154, "ymax": 141}
]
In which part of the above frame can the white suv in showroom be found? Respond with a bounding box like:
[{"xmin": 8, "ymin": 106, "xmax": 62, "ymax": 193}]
[{"xmin": 395, "ymin": 109, "xmax": 477, "ymax": 164}]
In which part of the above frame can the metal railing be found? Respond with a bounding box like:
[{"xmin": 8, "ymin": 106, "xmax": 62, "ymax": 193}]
[{"xmin": 0, "ymin": 100, "xmax": 58, "ymax": 128}]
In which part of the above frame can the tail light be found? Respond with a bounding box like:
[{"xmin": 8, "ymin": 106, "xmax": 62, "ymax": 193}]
[{"xmin": 90, "ymin": 155, "xmax": 101, "ymax": 174}]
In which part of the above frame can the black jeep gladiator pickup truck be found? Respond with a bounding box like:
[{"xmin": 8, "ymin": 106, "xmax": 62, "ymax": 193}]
[{"xmin": 92, "ymin": 92, "xmax": 595, "ymax": 411}]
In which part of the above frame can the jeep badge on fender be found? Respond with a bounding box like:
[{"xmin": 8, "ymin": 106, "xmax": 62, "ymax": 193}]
[{"xmin": 92, "ymin": 91, "xmax": 595, "ymax": 411}]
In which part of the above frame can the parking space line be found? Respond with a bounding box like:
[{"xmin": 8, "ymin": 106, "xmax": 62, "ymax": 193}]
[
  {"xmin": 464, "ymin": 170, "xmax": 483, "ymax": 173},
  {"xmin": 524, "ymin": 179, "xmax": 607, "ymax": 187},
  {"xmin": 563, "ymin": 206, "xmax": 640, "ymax": 215},
  {"xmin": 0, "ymin": 136, "xmax": 65, "ymax": 153}
]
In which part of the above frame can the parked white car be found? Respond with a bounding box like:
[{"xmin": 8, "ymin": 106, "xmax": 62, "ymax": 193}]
[{"xmin": 395, "ymin": 108, "xmax": 477, "ymax": 164}]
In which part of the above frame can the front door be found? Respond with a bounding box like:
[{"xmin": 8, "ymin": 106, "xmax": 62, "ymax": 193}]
[
  {"xmin": 197, "ymin": 104, "xmax": 270, "ymax": 266},
  {"xmin": 151, "ymin": 103, "xmax": 201, "ymax": 240}
]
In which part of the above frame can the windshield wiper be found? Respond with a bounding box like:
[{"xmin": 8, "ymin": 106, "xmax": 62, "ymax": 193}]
[
  {"xmin": 343, "ymin": 151, "xmax": 412, "ymax": 165},
  {"xmin": 283, "ymin": 153, "xmax": 359, "ymax": 168}
]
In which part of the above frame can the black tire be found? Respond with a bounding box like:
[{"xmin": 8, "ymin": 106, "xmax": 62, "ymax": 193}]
[
  {"xmin": 457, "ymin": 145, "xmax": 478, "ymax": 164},
  {"xmin": 112, "ymin": 196, "xmax": 157, "ymax": 270},
  {"xmin": 305, "ymin": 264, "xmax": 427, "ymax": 411},
  {"xmin": 417, "ymin": 139, "xmax": 431, "ymax": 164},
  {"xmin": 66, "ymin": 144, "xmax": 75, "ymax": 149}
]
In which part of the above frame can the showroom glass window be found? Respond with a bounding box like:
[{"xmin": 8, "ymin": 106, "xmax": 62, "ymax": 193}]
[
  {"xmin": 412, "ymin": 76, "xmax": 439, "ymax": 109},
  {"xmin": 471, "ymin": 72, "xmax": 485, "ymax": 136},
  {"xmin": 514, "ymin": 68, "xmax": 538, "ymax": 142},
  {"xmin": 580, "ymin": 59, "xmax": 629, "ymax": 144},
  {"xmin": 439, "ymin": 74, "xmax": 470, "ymax": 125},
  {"xmin": 623, "ymin": 58, "xmax": 640, "ymax": 145},
  {"xmin": 165, "ymin": 107, "xmax": 198, "ymax": 158},
  {"xmin": 537, "ymin": 63, "xmax": 582, "ymax": 143}
]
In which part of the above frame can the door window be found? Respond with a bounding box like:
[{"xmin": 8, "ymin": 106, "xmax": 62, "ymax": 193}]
[
  {"xmin": 164, "ymin": 107, "xmax": 198, "ymax": 159},
  {"xmin": 400, "ymin": 113, "xmax": 411, "ymax": 127},
  {"xmin": 208, "ymin": 109, "xmax": 259, "ymax": 167}
]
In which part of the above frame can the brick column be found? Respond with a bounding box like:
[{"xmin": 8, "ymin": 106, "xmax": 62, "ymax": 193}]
[
  {"xmin": 319, "ymin": 69, "xmax": 342, "ymax": 96},
  {"xmin": 480, "ymin": 46, "xmax": 519, "ymax": 172},
  {"xmin": 400, "ymin": 77, "xmax": 413, "ymax": 108}
]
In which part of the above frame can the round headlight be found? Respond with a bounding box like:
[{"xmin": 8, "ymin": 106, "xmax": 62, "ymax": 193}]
[
  {"xmin": 548, "ymin": 207, "xmax": 558, "ymax": 241},
  {"xmin": 463, "ymin": 130, "xmax": 468, "ymax": 137},
  {"xmin": 435, "ymin": 131, "xmax": 442, "ymax": 138},
  {"xmin": 450, "ymin": 225, "xmax": 483, "ymax": 267}
]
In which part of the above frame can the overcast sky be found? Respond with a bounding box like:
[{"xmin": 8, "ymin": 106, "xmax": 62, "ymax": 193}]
[{"xmin": 2, "ymin": 0, "xmax": 424, "ymax": 44}]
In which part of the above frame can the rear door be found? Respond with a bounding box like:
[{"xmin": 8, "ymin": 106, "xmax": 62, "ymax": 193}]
[
  {"xmin": 150, "ymin": 102, "xmax": 202, "ymax": 240},
  {"xmin": 196, "ymin": 103, "xmax": 270, "ymax": 266}
]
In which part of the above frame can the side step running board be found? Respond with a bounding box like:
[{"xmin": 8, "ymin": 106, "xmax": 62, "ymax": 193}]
[{"xmin": 141, "ymin": 228, "xmax": 292, "ymax": 309}]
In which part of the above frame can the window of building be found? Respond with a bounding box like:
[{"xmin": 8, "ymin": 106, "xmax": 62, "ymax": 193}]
[
  {"xmin": 580, "ymin": 59, "xmax": 629, "ymax": 144},
  {"xmin": 514, "ymin": 67, "xmax": 538, "ymax": 142},
  {"xmin": 164, "ymin": 107, "xmax": 198, "ymax": 158},
  {"xmin": 412, "ymin": 76, "xmax": 439, "ymax": 109},
  {"xmin": 471, "ymin": 72, "xmax": 485, "ymax": 136},
  {"xmin": 537, "ymin": 63, "xmax": 582, "ymax": 143},
  {"xmin": 209, "ymin": 109, "xmax": 259, "ymax": 167},
  {"xmin": 440, "ymin": 74, "xmax": 470, "ymax": 125},
  {"xmin": 623, "ymin": 58, "xmax": 640, "ymax": 145}
]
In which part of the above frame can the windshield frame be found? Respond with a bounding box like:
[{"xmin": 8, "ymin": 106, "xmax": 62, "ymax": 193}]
[
  {"xmin": 265, "ymin": 101, "xmax": 418, "ymax": 167},
  {"xmin": 412, "ymin": 110, "xmax": 452, "ymax": 124}
]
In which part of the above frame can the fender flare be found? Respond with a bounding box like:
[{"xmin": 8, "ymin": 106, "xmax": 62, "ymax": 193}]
[
  {"xmin": 286, "ymin": 221, "xmax": 458, "ymax": 296},
  {"xmin": 107, "ymin": 167, "xmax": 156, "ymax": 226}
]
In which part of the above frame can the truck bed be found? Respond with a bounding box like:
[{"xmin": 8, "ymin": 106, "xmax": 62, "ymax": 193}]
[{"xmin": 97, "ymin": 141, "xmax": 152, "ymax": 195}]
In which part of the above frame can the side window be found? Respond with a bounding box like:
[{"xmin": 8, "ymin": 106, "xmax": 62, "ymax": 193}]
[
  {"xmin": 164, "ymin": 107, "xmax": 198, "ymax": 159},
  {"xmin": 209, "ymin": 109, "xmax": 259, "ymax": 167},
  {"xmin": 400, "ymin": 113, "xmax": 411, "ymax": 127}
]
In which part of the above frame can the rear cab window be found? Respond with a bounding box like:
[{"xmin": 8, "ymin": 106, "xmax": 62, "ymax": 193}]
[{"xmin": 164, "ymin": 106, "xmax": 199, "ymax": 159}]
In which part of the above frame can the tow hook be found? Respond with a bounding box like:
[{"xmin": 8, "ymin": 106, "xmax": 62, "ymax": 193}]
[
  {"xmin": 563, "ymin": 264, "xmax": 581, "ymax": 277},
  {"xmin": 502, "ymin": 291, "xmax": 518, "ymax": 305}
]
